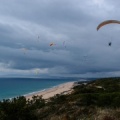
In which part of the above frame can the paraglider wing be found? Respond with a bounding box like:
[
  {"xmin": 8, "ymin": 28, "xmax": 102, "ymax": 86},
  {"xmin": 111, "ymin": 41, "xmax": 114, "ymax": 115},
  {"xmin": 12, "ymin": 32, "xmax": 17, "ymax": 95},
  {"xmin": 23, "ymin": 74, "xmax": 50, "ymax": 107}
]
[
  {"xmin": 21, "ymin": 48, "xmax": 27, "ymax": 54},
  {"xmin": 97, "ymin": 20, "xmax": 120, "ymax": 31},
  {"xmin": 63, "ymin": 41, "xmax": 66, "ymax": 48},
  {"xmin": 35, "ymin": 69, "xmax": 39, "ymax": 75},
  {"xmin": 50, "ymin": 43, "xmax": 55, "ymax": 46},
  {"xmin": 50, "ymin": 43, "xmax": 53, "ymax": 46}
]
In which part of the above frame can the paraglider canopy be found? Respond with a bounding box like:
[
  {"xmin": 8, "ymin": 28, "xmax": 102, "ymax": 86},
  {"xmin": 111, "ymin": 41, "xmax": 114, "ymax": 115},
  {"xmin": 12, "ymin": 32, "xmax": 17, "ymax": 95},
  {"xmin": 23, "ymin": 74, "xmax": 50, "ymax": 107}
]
[
  {"xmin": 21, "ymin": 48, "xmax": 28, "ymax": 54},
  {"xmin": 49, "ymin": 43, "xmax": 55, "ymax": 46},
  {"xmin": 97, "ymin": 20, "xmax": 120, "ymax": 31},
  {"xmin": 34, "ymin": 69, "xmax": 39, "ymax": 75}
]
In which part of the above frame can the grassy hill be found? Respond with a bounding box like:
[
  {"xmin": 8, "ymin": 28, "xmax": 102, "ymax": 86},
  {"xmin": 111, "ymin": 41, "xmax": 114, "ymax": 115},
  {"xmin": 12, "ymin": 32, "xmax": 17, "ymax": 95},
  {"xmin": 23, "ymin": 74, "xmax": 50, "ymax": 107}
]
[{"xmin": 0, "ymin": 77, "xmax": 120, "ymax": 120}]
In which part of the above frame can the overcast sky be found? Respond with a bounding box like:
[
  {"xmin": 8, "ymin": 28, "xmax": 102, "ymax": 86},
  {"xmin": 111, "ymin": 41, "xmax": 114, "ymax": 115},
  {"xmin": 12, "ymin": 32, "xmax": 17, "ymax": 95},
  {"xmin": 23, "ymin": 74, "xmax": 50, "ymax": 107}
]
[{"xmin": 0, "ymin": 0, "xmax": 120, "ymax": 78}]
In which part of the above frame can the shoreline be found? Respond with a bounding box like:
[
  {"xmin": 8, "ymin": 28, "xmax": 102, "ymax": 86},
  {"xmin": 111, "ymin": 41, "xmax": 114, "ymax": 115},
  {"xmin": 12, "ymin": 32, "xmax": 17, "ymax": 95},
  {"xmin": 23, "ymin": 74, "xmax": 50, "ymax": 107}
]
[{"xmin": 25, "ymin": 81, "xmax": 75, "ymax": 100}]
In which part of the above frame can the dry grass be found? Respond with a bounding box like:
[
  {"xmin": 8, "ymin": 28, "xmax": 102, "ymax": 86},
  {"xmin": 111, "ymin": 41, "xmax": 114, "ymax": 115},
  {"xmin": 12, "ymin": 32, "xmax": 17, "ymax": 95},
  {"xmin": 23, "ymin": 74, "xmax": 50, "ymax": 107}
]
[{"xmin": 90, "ymin": 108, "xmax": 120, "ymax": 120}]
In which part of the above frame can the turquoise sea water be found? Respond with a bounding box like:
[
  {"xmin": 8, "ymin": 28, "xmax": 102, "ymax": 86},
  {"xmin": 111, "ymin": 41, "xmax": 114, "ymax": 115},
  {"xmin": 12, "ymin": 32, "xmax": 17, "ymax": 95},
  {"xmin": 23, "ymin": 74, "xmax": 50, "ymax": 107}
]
[{"xmin": 0, "ymin": 78, "xmax": 79, "ymax": 100}]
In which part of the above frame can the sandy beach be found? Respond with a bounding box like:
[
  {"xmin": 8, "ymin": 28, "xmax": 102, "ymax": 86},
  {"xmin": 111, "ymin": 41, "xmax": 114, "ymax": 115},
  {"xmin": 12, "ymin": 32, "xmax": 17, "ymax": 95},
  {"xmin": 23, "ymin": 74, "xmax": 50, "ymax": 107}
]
[{"xmin": 25, "ymin": 82, "xmax": 75, "ymax": 100}]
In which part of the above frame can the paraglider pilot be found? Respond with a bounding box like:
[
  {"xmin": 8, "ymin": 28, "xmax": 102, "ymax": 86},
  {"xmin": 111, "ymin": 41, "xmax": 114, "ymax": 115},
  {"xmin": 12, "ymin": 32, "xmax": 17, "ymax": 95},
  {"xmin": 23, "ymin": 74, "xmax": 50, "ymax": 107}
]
[{"xmin": 108, "ymin": 42, "xmax": 112, "ymax": 46}]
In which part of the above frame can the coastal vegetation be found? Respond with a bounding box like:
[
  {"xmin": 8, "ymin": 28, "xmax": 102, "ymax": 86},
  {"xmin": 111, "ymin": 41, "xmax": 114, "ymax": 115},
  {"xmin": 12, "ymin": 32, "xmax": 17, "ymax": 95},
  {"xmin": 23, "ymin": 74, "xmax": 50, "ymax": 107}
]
[{"xmin": 0, "ymin": 77, "xmax": 120, "ymax": 120}]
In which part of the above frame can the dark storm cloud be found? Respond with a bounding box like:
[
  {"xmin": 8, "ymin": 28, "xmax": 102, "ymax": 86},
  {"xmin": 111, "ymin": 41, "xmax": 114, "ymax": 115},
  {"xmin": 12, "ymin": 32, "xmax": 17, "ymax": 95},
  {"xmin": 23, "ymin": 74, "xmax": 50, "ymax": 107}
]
[{"xmin": 0, "ymin": 0, "xmax": 120, "ymax": 77}]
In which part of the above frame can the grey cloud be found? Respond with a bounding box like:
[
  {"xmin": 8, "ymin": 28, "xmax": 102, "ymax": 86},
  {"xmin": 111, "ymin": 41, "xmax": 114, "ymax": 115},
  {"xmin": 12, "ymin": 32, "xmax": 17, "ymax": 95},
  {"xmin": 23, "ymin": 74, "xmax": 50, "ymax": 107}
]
[{"xmin": 0, "ymin": 0, "xmax": 120, "ymax": 77}]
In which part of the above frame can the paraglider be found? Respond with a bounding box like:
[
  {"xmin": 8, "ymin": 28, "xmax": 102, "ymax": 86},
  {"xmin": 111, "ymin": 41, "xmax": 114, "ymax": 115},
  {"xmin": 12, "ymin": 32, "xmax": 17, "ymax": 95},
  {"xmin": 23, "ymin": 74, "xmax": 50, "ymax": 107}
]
[
  {"xmin": 49, "ymin": 43, "xmax": 56, "ymax": 46},
  {"xmin": 34, "ymin": 69, "xmax": 39, "ymax": 75},
  {"xmin": 21, "ymin": 48, "xmax": 28, "ymax": 55},
  {"xmin": 108, "ymin": 42, "xmax": 112, "ymax": 46},
  {"xmin": 97, "ymin": 20, "xmax": 120, "ymax": 31},
  {"xmin": 36, "ymin": 35, "xmax": 40, "ymax": 43},
  {"xmin": 63, "ymin": 41, "xmax": 66, "ymax": 48},
  {"xmin": 96, "ymin": 20, "xmax": 120, "ymax": 47}
]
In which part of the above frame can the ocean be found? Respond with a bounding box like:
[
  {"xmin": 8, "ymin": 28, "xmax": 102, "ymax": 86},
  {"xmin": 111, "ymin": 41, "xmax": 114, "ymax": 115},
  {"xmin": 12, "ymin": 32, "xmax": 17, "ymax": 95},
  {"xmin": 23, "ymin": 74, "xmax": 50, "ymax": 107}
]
[{"xmin": 0, "ymin": 78, "xmax": 79, "ymax": 100}]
